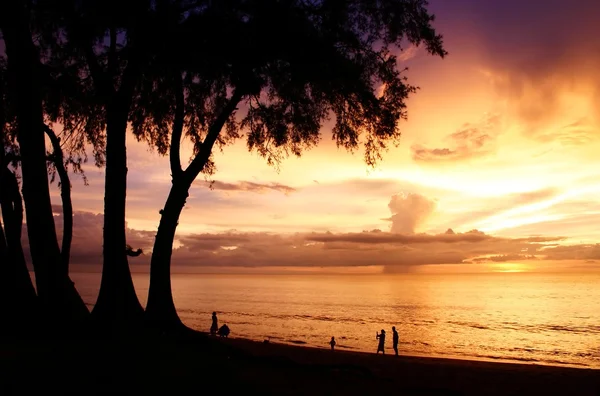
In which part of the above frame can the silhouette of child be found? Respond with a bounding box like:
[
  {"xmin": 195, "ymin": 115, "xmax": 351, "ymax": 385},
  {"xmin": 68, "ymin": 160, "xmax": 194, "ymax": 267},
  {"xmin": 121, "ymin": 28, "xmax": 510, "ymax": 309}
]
[
  {"xmin": 210, "ymin": 312, "xmax": 218, "ymax": 336},
  {"xmin": 376, "ymin": 329, "xmax": 386, "ymax": 354},
  {"xmin": 330, "ymin": 336, "xmax": 336, "ymax": 351}
]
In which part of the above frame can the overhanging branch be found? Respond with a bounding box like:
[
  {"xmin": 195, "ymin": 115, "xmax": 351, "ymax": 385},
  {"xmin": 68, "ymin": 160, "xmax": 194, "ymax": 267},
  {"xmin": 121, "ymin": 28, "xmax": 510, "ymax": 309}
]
[{"xmin": 184, "ymin": 90, "xmax": 243, "ymax": 182}]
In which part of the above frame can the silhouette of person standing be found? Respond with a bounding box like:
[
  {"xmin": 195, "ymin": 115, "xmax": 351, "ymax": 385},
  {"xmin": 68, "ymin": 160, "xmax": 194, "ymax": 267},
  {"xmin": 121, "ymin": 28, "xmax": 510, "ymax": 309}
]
[
  {"xmin": 376, "ymin": 329, "xmax": 386, "ymax": 354},
  {"xmin": 210, "ymin": 312, "xmax": 218, "ymax": 336},
  {"xmin": 330, "ymin": 336, "xmax": 336, "ymax": 351},
  {"xmin": 392, "ymin": 326, "xmax": 399, "ymax": 356}
]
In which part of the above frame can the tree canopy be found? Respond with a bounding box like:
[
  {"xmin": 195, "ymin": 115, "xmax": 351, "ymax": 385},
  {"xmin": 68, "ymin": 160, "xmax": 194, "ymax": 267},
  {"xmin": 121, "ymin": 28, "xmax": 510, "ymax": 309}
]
[
  {"xmin": 0, "ymin": 0, "xmax": 446, "ymax": 333},
  {"xmin": 130, "ymin": 0, "xmax": 446, "ymax": 172}
]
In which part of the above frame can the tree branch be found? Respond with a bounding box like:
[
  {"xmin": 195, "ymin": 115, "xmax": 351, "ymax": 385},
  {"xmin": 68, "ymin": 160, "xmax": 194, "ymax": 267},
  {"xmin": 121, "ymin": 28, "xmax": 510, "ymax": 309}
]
[
  {"xmin": 184, "ymin": 90, "xmax": 243, "ymax": 183},
  {"xmin": 43, "ymin": 124, "xmax": 72, "ymax": 274},
  {"xmin": 170, "ymin": 72, "xmax": 184, "ymax": 179},
  {"xmin": 126, "ymin": 244, "xmax": 143, "ymax": 257}
]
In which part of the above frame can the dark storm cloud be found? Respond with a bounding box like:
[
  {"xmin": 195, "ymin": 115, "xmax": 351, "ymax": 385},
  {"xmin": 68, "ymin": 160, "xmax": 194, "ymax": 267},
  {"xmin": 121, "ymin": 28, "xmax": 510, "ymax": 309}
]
[
  {"xmin": 18, "ymin": 208, "xmax": 595, "ymax": 271},
  {"xmin": 305, "ymin": 229, "xmax": 490, "ymax": 244}
]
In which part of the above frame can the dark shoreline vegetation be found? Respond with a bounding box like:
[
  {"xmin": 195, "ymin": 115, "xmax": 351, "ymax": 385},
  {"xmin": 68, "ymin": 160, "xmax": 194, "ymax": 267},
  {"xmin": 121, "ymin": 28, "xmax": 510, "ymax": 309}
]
[{"xmin": 1, "ymin": 336, "xmax": 598, "ymax": 395}]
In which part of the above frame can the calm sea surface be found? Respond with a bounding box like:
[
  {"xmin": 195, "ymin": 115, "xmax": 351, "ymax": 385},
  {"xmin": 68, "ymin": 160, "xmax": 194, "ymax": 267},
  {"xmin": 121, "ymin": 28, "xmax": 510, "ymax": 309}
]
[{"xmin": 72, "ymin": 272, "xmax": 600, "ymax": 368}]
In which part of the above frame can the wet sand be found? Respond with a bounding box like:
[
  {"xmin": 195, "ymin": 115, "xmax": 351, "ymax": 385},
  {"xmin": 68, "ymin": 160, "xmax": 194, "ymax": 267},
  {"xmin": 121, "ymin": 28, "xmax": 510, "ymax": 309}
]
[{"xmin": 0, "ymin": 335, "xmax": 598, "ymax": 395}]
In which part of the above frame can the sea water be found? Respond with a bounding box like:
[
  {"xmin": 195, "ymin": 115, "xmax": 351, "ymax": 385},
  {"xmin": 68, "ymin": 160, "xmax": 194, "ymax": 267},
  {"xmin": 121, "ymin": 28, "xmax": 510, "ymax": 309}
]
[{"xmin": 71, "ymin": 271, "xmax": 600, "ymax": 368}]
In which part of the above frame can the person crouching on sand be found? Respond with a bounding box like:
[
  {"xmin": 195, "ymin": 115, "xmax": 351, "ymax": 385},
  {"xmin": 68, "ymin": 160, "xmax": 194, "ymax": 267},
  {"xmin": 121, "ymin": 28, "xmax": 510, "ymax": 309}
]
[
  {"xmin": 330, "ymin": 336, "xmax": 336, "ymax": 351},
  {"xmin": 376, "ymin": 329, "xmax": 386, "ymax": 354}
]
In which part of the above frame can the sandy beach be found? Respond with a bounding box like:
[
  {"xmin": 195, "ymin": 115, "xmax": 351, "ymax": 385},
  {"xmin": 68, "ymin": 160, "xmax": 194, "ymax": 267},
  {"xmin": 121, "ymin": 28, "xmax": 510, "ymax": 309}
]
[{"xmin": 1, "ymin": 334, "xmax": 598, "ymax": 395}]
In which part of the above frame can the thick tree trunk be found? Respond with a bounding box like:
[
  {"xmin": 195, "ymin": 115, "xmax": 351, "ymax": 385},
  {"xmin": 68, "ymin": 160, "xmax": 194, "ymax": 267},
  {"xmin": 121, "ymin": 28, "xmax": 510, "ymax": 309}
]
[
  {"xmin": 145, "ymin": 180, "xmax": 190, "ymax": 328},
  {"xmin": 91, "ymin": 104, "xmax": 144, "ymax": 327},
  {"xmin": 0, "ymin": 0, "xmax": 88, "ymax": 326}
]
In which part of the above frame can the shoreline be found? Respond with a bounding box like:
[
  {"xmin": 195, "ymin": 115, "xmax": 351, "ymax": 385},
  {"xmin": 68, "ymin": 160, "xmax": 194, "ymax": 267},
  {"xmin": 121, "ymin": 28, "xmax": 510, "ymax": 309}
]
[
  {"xmin": 221, "ymin": 334, "xmax": 597, "ymax": 370},
  {"xmin": 220, "ymin": 334, "xmax": 599, "ymax": 371}
]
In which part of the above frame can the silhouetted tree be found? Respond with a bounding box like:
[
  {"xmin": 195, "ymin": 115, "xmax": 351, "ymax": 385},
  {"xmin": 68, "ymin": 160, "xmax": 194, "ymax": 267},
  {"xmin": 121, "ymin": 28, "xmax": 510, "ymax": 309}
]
[
  {"xmin": 34, "ymin": 0, "xmax": 213, "ymax": 330},
  {"xmin": 130, "ymin": 0, "xmax": 447, "ymax": 330},
  {"xmin": 32, "ymin": 0, "xmax": 157, "ymax": 326},
  {"xmin": 0, "ymin": 166, "xmax": 38, "ymax": 324},
  {"xmin": 0, "ymin": 65, "xmax": 38, "ymax": 332},
  {"xmin": 0, "ymin": 0, "xmax": 88, "ymax": 325}
]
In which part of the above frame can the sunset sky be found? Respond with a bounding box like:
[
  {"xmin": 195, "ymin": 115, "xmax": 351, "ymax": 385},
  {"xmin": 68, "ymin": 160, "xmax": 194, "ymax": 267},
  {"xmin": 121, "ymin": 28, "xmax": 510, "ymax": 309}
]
[{"xmin": 46, "ymin": 0, "xmax": 600, "ymax": 273}]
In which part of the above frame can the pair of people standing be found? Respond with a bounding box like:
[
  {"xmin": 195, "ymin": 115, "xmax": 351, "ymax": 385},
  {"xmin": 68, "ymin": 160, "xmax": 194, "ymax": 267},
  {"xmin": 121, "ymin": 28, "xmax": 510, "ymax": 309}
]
[{"xmin": 376, "ymin": 326, "xmax": 399, "ymax": 356}]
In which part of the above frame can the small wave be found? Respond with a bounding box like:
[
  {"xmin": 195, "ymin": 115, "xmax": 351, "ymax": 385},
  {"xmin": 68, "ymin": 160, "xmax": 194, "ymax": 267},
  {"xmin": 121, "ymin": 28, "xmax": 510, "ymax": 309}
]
[
  {"xmin": 473, "ymin": 354, "xmax": 540, "ymax": 363},
  {"xmin": 476, "ymin": 354, "xmax": 591, "ymax": 367},
  {"xmin": 496, "ymin": 322, "xmax": 600, "ymax": 335},
  {"xmin": 314, "ymin": 315, "xmax": 335, "ymax": 322},
  {"xmin": 507, "ymin": 347, "xmax": 537, "ymax": 353},
  {"xmin": 288, "ymin": 340, "xmax": 307, "ymax": 345},
  {"xmin": 448, "ymin": 321, "xmax": 491, "ymax": 330}
]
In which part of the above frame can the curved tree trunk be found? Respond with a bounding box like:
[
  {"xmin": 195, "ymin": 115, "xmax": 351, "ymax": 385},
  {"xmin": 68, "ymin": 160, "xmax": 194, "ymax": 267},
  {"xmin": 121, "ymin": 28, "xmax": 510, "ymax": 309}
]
[
  {"xmin": 146, "ymin": 90, "xmax": 242, "ymax": 331},
  {"xmin": 0, "ymin": 0, "xmax": 88, "ymax": 327},
  {"xmin": 44, "ymin": 124, "xmax": 73, "ymax": 277},
  {"xmin": 145, "ymin": 180, "xmax": 189, "ymax": 329},
  {"xmin": 91, "ymin": 103, "xmax": 144, "ymax": 328}
]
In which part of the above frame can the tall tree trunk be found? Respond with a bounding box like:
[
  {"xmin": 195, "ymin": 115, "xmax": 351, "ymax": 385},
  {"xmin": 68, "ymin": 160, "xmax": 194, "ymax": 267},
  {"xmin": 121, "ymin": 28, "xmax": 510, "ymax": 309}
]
[
  {"xmin": 146, "ymin": 90, "xmax": 242, "ymax": 330},
  {"xmin": 91, "ymin": 101, "xmax": 144, "ymax": 327},
  {"xmin": 75, "ymin": 13, "xmax": 144, "ymax": 330},
  {"xmin": 0, "ymin": 0, "xmax": 88, "ymax": 325}
]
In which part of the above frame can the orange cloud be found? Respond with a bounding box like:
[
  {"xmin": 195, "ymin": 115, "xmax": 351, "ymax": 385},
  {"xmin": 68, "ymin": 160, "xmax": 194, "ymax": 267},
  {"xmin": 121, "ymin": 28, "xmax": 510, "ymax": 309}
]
[{"xmin": 411, "ymin": 113, "xmax": 501, "ymax": 163}]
